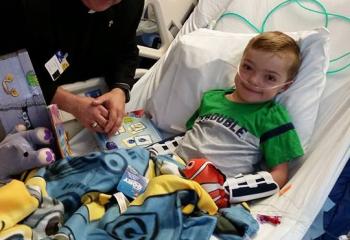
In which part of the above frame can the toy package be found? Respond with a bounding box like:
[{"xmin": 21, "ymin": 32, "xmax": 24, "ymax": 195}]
[
  {"xmin": 47, "ymin": 104, "xmax": 73, "ymax": 159},
  {"xmin": 94, "ymin": 109, "xmax": 163, "ymax": 151},
  {"xmin": 0, "ymin": 50, "xmax": 50, "ymax": 140}
]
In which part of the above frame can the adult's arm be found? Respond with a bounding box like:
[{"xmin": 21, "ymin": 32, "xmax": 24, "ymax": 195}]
[
  {"xmin": 104, "ymin": 0, "xmax": 145, "ymax": 95},
  {"xmin": 0, "ymin": 0, "xmax": 26, "ymax": 55},
  {"xmin": 96, "ymin": 0, "xmax": 145, "ymax": 135},
  {"xmin": 52, "ymin": 87, "xmax": 109, "ymax": 132}
]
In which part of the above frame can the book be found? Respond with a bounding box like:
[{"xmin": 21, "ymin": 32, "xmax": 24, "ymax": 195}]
[
  {"xmin": 94, "ymin": 109, "xmax": 163, "ymax": 150},
  {"xmin": 47, "ymin": 104, "xmax": 73, "ymax": 159},
  {"xmin": 0, "ymin": 50, "xmax": 51, "ymax": 140}
]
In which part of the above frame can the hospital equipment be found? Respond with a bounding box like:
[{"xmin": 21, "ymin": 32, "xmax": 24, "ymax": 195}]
[{"xmin": 138, "ymin": 0, "xmax": 198, "ymax": 60}]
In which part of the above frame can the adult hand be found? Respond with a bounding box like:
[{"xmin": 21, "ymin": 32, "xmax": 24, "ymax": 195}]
[
  {"xmin": 52, "ymin": 87, "xmax": 109, "ymax": 132},
  {"xmin": 73, "ymin": 95, "xmax": 110, "ymax": 132},
  {"xmin": 92, "ymin": 88, "xmax": 126, "ymax": 136}
]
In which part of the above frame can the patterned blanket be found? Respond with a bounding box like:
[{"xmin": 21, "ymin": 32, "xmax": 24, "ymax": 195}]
[{"xmin": 0, "ymin": 147, "xmax": 258, "ymax": 240}]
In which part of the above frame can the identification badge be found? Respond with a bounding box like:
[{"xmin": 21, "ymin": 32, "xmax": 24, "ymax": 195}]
[{"xmin": 45, "ymin": 51, "xmax": 70, "ymax": 81}]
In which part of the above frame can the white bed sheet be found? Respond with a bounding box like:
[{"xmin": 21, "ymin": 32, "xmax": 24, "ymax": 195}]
[{"xmin": 126, "ymin": 0, "xmax": 350, "ymax": 239}]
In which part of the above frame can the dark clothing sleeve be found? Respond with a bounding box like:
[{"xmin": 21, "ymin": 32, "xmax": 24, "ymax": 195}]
[
  {"xmin": 0, "ymin": 0, "xmax": 144, "ymax": 103},
  {"xmin": 0, "ymin": 0, "xmax": 26, "ymax": 55},
  {"xmin": 105, "ymin": 0, "xmax": 143, "ymax": 92}
]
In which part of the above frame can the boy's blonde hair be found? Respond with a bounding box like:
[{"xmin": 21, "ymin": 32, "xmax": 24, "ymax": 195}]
[{"xmin": 243, "ymin": 31, "xmax": 301, "ymax": 80}]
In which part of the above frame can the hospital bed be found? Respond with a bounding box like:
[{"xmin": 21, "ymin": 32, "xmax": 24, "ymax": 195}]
[
  {"xmin": 138, "ymin": 0, "xmax": 198, "ymax": 60},
  {"xmin": 126, "ymin": 0, "xmax": 350, "ymax": 239}
]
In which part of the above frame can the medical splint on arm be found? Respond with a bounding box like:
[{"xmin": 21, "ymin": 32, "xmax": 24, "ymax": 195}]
[{"xmin": 224, "ymin": 171, "xmax": 279, "ymax": 203}]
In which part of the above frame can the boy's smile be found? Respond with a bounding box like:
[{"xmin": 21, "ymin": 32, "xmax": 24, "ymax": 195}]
[{"xmin": 230, "ymin": 48, "xmax": 293, "ymax": 104}]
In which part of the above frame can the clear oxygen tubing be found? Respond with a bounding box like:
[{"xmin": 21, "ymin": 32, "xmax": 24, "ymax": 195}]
[
  {"xmin": 212, "ymin": 0, "xmax": 350, "ymax": 75},
  {"xmin": 235, "ymin": 62, "xmax": 294, "ymax": 91}
]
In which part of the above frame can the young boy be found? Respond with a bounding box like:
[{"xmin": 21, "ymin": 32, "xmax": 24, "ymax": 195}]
[{"xmin": 174, "ymin": 31, "xmax": 304, "ymax": 203}]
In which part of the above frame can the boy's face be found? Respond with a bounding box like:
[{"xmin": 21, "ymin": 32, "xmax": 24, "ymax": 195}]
[
  {"xmin": 233, "ymin": 48, "xmax": 293, "ymax": 104},
  {"xmin": 81, "ymin": 0, "xmax": 122, "ymax": 12}
]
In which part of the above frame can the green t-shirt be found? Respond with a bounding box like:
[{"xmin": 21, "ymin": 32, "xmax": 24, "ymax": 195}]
[{"xmin": 175, "ymin": 88, "xmax": 304, "ymax": 177}]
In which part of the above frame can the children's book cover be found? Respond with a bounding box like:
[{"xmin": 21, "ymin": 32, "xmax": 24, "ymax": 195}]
[
  {"xmin": 95, "ymin": 109, "xmax": 163, "ymax": 150},
  {"xmin": 0, "ymin": 50, "xmax": 50, "ymax": 140}
]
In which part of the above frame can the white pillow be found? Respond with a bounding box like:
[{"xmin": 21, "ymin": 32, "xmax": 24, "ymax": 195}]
[{"xmin": 146, "ymin": 28, "xmax": 330, "ymax": 149}]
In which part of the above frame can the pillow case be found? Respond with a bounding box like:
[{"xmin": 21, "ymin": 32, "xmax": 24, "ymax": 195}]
[{"xmin": 146, "ymin": 28, "xmax": 330, "ymax": 149}]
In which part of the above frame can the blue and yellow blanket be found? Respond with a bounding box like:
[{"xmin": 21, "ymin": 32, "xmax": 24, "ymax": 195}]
[{"xmin": 0, "ymin": 148, "xmax": 258, "ymax": 240}]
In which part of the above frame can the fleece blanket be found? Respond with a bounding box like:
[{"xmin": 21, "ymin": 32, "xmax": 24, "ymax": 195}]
[{"xmin": 0, "ymin": 147, "xmax": 258, "ymax": 240}]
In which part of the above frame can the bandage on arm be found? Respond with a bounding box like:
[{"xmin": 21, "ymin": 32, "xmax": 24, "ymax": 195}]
[{"xmin": 224, "ymin": 171, "xmax": 279, "ymax": 203}]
